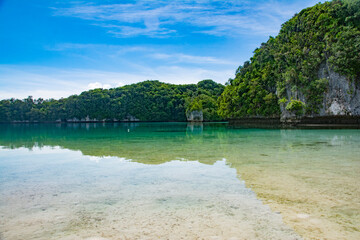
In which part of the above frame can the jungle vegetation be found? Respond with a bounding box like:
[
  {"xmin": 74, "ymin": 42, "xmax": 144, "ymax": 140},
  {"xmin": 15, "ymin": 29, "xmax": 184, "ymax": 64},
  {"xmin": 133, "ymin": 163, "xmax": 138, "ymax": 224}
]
[
  {"xmin": 218, "ymin": 0, "xmax": 360, "ymax": 118},
  {"xmin": 0, "ymin": 80, "xmax": 224, "ymax": 122}
]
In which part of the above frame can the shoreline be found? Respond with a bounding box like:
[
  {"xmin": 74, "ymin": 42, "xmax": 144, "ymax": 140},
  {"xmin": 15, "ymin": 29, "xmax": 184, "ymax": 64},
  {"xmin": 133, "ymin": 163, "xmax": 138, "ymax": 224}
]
[
  {"xmin": 1, "ymin": 116, "xmax": 360, "ymax": 129},
  {"xmin": 229, "ymin": 116, "xmax": 360, "ymax": 129},
  {"xmin": 0, "ymin": 121, "xmax": 226, "ymax": 124}
]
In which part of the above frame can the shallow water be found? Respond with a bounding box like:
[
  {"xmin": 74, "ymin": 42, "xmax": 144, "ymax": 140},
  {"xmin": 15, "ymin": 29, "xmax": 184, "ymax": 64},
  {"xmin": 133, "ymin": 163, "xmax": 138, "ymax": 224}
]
[{"xmin": 0, "ymin": 123, "xmax": 359, "ymax": 239}]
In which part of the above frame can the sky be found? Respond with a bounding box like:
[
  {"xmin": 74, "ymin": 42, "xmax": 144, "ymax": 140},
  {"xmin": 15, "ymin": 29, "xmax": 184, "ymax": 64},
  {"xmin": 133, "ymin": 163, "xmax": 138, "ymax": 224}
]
[{"xmin": 0, "ymin": 0, "xmax": 323, "ymax": 100}]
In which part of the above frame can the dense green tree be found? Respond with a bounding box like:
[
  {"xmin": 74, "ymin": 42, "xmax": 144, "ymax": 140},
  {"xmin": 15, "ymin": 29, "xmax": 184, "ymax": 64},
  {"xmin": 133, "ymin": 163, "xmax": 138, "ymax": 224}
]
[
  {"xmin": 0, "ymin": 80, "xmax": 224, "ymax": 122},
  {"xmin": 218, "ymin": 0, "xmax": 360, "ymax": 119}
]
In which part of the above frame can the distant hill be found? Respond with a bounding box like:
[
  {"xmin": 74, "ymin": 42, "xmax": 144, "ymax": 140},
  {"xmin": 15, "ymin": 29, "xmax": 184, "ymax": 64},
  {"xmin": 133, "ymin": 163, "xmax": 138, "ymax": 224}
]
[
  {"xmin": 218, "ymin": 0, "xmax": 360, "ymax": 122},
  {"xmin": 0, "ymin": 80, "xmax": 224, "ymax": 122}
]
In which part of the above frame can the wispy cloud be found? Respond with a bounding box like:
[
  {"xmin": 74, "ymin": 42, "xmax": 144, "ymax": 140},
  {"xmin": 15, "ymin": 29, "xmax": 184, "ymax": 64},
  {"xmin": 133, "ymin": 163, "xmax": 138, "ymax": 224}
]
[
  {"xmin": 45, "ymin": 43, "xmax": 151, "ymax": 56},
  {"xmin": 45, "ymin": 42, "xmax": 235, "ymax": 66},
  {"xmin": 52, "ymin": 0, "xmax": 321, "ymax": 38},
  {"xmin": 151, "ymin": 53, "xmax": 233, "ymax": 65},
  {"xmin": 88, "ymin": 82, "xmax": 112, "ymax": 89}
]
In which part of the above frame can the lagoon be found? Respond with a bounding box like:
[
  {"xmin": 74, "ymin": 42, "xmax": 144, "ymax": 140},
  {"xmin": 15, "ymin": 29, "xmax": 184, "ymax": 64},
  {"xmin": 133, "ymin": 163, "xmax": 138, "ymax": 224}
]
[{"xmin": 0, "ymin": 123, "xmax": 359, "ymax": 239}]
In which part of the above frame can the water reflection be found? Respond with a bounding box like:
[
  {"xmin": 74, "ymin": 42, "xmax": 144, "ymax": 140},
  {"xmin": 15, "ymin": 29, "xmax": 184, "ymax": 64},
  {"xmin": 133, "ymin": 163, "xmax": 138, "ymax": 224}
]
[
  {"xmin": 0, "ymin": 123, "xmax": 226, "ymax": 164},
  {"xmin": 0, "ymin": 123, "xmax": 359, "ymax": 239},
  {"xmin": 186, "ymin": 122, "xmax": 203, "ymax": 134}
]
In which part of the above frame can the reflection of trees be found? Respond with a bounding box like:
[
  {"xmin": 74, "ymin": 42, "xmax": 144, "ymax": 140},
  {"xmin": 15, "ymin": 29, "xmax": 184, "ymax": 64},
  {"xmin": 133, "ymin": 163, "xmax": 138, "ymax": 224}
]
[
  {"xmin": 0, "ymin": 123, "xmax": 231, "ymax": 165},
  {"xmin": 1, "ymin": 123, "xmax": 357, "ymax": 167}
]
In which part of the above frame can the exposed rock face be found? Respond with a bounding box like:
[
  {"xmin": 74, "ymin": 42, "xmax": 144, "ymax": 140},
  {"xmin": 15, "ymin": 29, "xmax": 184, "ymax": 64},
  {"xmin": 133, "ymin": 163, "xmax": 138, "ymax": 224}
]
[
  {"xmin": 187, "ymin": 111, "xmax": 203, "ymax": 122},
  {"xmin": 66, "ymin": 117, "xmax": 99, "ymax": 122},
  {"xmin": 123, "ymin": 114, "xmax": 139, "ymax": 122},
  {"xmin": 318, "ymin": 63, "xmax": 360, "ymax": 116},
  {"xmin": 281, "ymin": 62, "xmax": 360, "ymax": 122},
  {"xmin": 280, "ymin": 90, "xmax": 307, "ymax": 121}
]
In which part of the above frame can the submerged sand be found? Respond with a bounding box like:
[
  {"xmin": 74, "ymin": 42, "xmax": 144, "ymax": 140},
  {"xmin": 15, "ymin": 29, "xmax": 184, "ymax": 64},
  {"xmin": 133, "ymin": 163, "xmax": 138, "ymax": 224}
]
[
  {"xmin": 0, "ymin": 148, "xmax": 300, "ymax": 240},
  {"xmin": 228, "ymin": 132, "xmax": 360, "ymax": 240}
]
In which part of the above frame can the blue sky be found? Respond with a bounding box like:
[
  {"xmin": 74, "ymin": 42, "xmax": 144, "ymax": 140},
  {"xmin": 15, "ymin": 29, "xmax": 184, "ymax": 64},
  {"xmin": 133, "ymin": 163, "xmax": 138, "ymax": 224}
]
[{"xmin": 0, "ymin": 0, "xmax": 323, "ymax": 99}]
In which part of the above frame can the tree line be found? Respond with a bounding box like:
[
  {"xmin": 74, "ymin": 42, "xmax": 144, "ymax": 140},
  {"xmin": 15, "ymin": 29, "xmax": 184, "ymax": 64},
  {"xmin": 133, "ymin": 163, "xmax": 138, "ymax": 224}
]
[{"xmin": 0, "ymin": 80, "xmax": 225, "ymax": 122}]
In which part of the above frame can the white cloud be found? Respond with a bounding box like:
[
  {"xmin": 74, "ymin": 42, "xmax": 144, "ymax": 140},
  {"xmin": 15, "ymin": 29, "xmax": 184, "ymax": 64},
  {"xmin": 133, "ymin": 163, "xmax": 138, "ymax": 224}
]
[
  {"xmin": 52, "ymin": 0, "xmax": 323, "ymax": 38},
  {"xmin": 150, "ymin": 53, "xmax": 233, "ymax": 65},
  {"xmin": 45, "ymin": 42, "xmax": 237, "ymax": 67},
  {"xmin": 115, "ymin": 82, "xmax": 124, "ymax": 87},
  {"xmin": 87, "ymin": 82, "xmax": 111, "ymax": 89}
]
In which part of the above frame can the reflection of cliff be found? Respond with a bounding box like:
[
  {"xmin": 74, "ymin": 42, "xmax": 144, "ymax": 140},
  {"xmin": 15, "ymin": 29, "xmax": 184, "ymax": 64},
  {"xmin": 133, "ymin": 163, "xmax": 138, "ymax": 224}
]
[{"xmin": 186, "ymin": 122, "xmax": 203, "ymax": 134}]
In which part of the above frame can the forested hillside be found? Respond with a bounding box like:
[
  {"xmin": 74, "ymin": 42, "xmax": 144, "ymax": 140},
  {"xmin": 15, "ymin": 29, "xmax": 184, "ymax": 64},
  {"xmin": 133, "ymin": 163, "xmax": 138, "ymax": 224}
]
[
  {"xmin": 218, "ymin": 0, "xmax": 360, "ymax": 120},
  {"xmin": 0, "ymin": 80, "xmax": 224, "ymax": 122}
]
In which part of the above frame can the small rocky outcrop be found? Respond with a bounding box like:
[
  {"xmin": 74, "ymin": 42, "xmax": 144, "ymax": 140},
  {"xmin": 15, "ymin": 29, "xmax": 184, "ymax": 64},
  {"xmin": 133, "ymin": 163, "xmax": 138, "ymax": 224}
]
[
  {"xmin": 186, "ymin": 111, "xmax": 203, "ymax": 122},
  {"xmin": 123, "ymin": 114, "xmax": 139, "ymax": 122}
]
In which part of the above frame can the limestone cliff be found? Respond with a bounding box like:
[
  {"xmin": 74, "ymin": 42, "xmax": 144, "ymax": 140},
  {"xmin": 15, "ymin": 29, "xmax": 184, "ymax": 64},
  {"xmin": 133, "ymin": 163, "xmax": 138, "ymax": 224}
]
[
  {"xmin": 281, "ymin": 62, "xmax": 360, "ymax": 121},
  {"xmin": 218, "ymin": 0, "xmax": 360, "ymax": 125}
]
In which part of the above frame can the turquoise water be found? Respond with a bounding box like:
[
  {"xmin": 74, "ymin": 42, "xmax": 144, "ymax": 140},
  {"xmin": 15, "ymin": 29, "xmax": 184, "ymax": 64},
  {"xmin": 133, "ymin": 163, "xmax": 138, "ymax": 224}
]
[{"xmin": 0, "ymin": 123, "xmax": 359, "ymax": 239}]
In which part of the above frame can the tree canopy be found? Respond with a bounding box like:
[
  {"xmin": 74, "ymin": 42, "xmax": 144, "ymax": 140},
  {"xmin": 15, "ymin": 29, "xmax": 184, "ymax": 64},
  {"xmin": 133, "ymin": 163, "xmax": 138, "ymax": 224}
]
[
  {"xmin": 218, "ymin": 0, "xmax": 360, "ymax": 119},
  {"xmin": 0, "ymin": 80, "xmax": 225, "ymax": 122}
]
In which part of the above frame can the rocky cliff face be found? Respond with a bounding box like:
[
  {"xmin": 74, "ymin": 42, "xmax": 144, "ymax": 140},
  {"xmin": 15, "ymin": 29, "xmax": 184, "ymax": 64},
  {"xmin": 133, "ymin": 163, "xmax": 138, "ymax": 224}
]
[
  {"xmin": 318, "ymin": 63, "xmax": 360, "ymax": 116},
  {"xmin": 281, "ymin": 62, "xmax": 360, "ymax": 122}
]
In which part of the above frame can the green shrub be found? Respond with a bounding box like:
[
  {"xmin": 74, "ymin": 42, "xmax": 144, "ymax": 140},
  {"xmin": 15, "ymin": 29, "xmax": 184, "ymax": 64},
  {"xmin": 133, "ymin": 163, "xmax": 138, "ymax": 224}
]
[{"xmin": 286, "ymin": 100, "xmax": 306, "ymax": 116}]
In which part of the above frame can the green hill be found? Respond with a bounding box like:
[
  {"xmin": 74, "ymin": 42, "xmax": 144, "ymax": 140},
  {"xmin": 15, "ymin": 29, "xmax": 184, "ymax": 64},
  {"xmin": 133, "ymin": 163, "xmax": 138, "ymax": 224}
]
[
  {"xmin": 0, "ymin": 80, "xmax": 224, "ymax": 122},
  {"xmin": 218, "ymin": 0, "xmax": 360, "ymax": 121}
]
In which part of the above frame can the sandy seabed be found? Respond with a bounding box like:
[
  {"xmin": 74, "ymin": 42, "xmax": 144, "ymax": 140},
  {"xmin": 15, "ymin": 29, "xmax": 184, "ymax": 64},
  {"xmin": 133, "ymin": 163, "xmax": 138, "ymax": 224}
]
[{"xmin": 0, "ymin": 149, "xmax": 300, "ymax": 240}]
